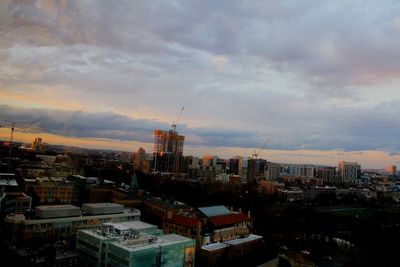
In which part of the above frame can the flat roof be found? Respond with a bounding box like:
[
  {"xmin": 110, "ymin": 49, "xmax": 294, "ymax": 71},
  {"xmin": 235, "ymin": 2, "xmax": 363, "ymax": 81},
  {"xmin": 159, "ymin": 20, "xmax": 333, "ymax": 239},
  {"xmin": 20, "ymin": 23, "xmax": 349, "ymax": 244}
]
[
  {"xmin": 80, "ymin": 228, "xmax": 114, "ymax": 241},
  {"xmin": 108, "ymin": 224, "xmax": 130, "ymax": 231},
  {"xmin": 23, "ymin": 178, "xmax": 36, "ymax": 182},
  {"xmin": 36, "ymin": 204, "xmax": 79, "ymax": 210},
  {"xmin": 82, "ymin": 222, "xmax": 193, "ymax": 253},
  {"xmin": 201, "ymin": 242, "xmax": 228, "ymax": 251},
  {"xmin": 113, "ymin": 233, "xmax": 192, "ymax": 252},
  {"xmin": 102, "ymin": 221, "xmax": 155, "ymax": 232},
  {"xmin": 6, "ymin": 208, "xmax": 140, "ymax": 225},
  {"xmin": 0, "ymin": 179, "xmax": 18, "ymax": 186},
  {"xmin": 84, "ymin": 203, "xmax": 123, "ymax": 208},
  {"xmin": 159, "ymin": 233, "xmax": 191, "ymax": 244},
  {"xmin": 111, "ymin": 236, "xmax": 158, "ymax": 252},
  {"xmin": 224, "ymin": 234, "xmax": 263, "ymax": 246},
  {"xmin": 277, "ymin": 189, "xmax": 303, "ymax": 193},
  {"xmin": 201, "ymin": 234, "xmax": 263, "ymax": 251},
  {"xmin": 145, "ymin": 198, "xmax": 189, "ymax": 210},
  {"xmin": 49, "ymin": 177, "xmax": 67, "ymax": 182},
  {"xmin": 114, "ymin": 221, "xmax": 157, "ymax": 230}
]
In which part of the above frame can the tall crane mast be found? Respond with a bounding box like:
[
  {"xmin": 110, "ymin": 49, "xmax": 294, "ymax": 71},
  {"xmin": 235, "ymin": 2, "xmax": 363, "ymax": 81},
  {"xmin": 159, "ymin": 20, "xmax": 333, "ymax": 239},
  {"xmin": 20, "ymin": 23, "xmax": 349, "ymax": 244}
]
[
  {"xmin": 0, "ymin": 122, "xmax": 16, "ymax": 157},
  {"xmin": 9, "ymin": 122, "xmax": 14, "ymax": 157},
  {"xmin": 252, "ymin": 137, "xmax": 271, "ymax": 160},
  {"xmin": 171, "ymin": 106, "xmax": 184, "ymax": 133}
]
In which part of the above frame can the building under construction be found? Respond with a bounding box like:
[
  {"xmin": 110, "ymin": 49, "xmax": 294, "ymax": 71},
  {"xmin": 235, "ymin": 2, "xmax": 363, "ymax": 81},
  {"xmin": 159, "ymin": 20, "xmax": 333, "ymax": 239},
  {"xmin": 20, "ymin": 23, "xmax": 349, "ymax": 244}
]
[{"xmin": 153, "ymin": 129, "xmax": 185, "ymax": 174}]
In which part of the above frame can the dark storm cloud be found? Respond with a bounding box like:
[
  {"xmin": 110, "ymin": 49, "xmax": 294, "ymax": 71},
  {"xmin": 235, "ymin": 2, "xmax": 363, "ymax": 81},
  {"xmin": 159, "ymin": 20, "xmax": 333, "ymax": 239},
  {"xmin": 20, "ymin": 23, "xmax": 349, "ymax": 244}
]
[
  {"xmin": 1, "ymin": 104, "xmax": 399, "ymax": 153},
  {"xmin": 0, "ymin": 105, "xmax": 166, "ymax": 142},
  {"xmin": 0, "ymin": 105, "xmax": 261, "ymax": 148}
]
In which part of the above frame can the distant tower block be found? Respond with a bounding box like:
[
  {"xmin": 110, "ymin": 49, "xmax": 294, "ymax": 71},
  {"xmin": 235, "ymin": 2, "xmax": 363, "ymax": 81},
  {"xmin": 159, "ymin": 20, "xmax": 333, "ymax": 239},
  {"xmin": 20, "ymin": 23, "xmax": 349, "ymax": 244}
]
[
  {"xmin": 31, "ymin": 137, "xmax": 47, "ymax": 152},
  {"xmin": 386, "ymin": 165, "xmax": 397, "ymax": 176},
  {"xmin": 338, "ymin": 161, "xmax": 361, "ymax": 182},
  {"xmin": 153, "ymin": 129, "xmax": 185, "ymax": 174}
]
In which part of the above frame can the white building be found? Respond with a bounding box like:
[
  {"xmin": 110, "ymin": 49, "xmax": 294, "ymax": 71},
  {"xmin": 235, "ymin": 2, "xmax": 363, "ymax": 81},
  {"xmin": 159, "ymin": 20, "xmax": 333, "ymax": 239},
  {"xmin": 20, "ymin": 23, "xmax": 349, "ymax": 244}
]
[{"xmin": 287, "ymin": 164, "xmax": 315, "ymax": 178}]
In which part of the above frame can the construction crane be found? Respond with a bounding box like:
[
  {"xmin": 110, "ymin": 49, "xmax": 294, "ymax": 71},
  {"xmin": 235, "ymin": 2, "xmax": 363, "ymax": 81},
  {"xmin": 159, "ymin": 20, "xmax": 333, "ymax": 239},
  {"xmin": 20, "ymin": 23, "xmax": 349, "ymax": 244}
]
[
  {"xmin": 252, "ymin": 137, "xmax": 271, "ymax": 160},
  {"xmin": 0, "ymin": 122, "xmax": 15, "ymax": 156},
  {"xmin": 0, "ymin": 122, "xmax": 30, "ymax": 157},
  {"xmin": 154, "ymin": 107, "xmax": 185, "ymax": 173},
  {"xmin": 171, "ymin": 106, "xmax": 184, "ymax": 133}
]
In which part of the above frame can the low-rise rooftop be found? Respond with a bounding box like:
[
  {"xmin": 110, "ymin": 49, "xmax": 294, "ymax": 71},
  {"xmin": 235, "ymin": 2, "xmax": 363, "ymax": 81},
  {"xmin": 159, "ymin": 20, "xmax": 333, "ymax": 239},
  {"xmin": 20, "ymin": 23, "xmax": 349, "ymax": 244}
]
[
  {"xmin": 81, "ymin": 222, "xmax": 193, "ymax": 252},
  {"xmin": 82, "ymin": 202, "xmax": 124, "ymax": 215},
  {"xmin": 224, "ymin": 234, "xmax": 263, "ymax": 246},
  {"xmin": 164, "ymin": 214, "xmax": 201, "ymax": 228},
  {"xmin": 198, "ymin": 205, "xmax": 232, "ymax": 218},
  {"xmin": 6, "ymin": 203, "xmax": 140, "ymax": 222},
  {"xmin": 35, "ymin": 204, "xmax": 82, "ymax": 219},
  {"xmin": 0, "ymin": 179, "xmax": 18, "ymax": 186},
  {"xmin": 208, "ymin": 213, "xmax": 252, "ymax": 227},
  {"xmin": 201, "ymin": 234, "xmax": 263, "ymax": 251},
  {"xmin": 201, "ymin": 242, "xmax": 228, "ymax": 251},
  {"xmin": 145, "ymin": 198, "xmax": 190, "ymax": 210}
]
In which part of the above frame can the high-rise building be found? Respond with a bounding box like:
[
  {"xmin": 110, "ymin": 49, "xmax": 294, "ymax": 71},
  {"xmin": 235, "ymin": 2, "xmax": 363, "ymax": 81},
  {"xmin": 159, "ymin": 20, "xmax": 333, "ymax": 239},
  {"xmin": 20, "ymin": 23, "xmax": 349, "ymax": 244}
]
[
  {"xmin": 238, "ymin": 156, "xmax": 248, "ymax": 182},
  {"xmin": 182, "ymin": 155, "xmax": 200, "ymax": 174},
  {"xmin": 228, "ymin": 158, "xmax": 239, "ymax": 175},
  {"xmin": 305, "ymin": 165, "xmax": 315, "ymax": 178},
  {"xmin": 247, "ymin": 159, "xmax": 257, "ymax": 184},
  {"xmin": 264, "ymin": 162, "xmax": 281, "ymax": 181},
  {"xmin": 153, "ymin": 129, "xmax": 185, "ymax": 173},
  {"xmin": 287, "ymin": 164, "xmax": 315, "ymax": 178},
  {"xmin": 31, "ymin": 137, "xmax": 46, "ymax": 152},
  {"xmin": 316, "ymin": 167, "xmax": 336, "ymax": 182},
  {"xmin": 338, "ymin": 161, "xmax": 361, "ymax": 182},
  {"xmin": 187, "ymin": 156, "xmax": 200, "ymax": 169},
  {"xmin": 246, "ymin": 159, "xmax": 266, "ymax": 184},
  {"xmin": 132, "ymin": 147, "xmax": 153, "ymax": 174},
  {"xmin": 386, "ymin": 165, "xmax": 397, "ymax": 176},
  {"xmin": 201, "ymin": 155, "xmax": 218, "ymax": 167}
]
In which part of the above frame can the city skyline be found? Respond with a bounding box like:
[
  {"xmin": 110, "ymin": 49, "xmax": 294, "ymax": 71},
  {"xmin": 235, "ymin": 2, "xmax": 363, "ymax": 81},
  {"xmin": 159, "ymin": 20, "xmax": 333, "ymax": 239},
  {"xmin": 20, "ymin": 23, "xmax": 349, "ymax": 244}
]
[
  {"xmin": 1, "ymin": 1, "xmax": 400, "ymax": 168},
  {"xmin": 2, "ymin": 130, "xmax": 398, "ymax": 171}
]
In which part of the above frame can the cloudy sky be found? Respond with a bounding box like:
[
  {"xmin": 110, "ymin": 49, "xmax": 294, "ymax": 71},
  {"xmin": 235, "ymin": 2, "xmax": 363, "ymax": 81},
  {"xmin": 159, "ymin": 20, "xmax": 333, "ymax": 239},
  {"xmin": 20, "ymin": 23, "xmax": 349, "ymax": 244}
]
[{"xmin": 1, "ymin": 0, "xmax": 400, "ymax": 168}]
